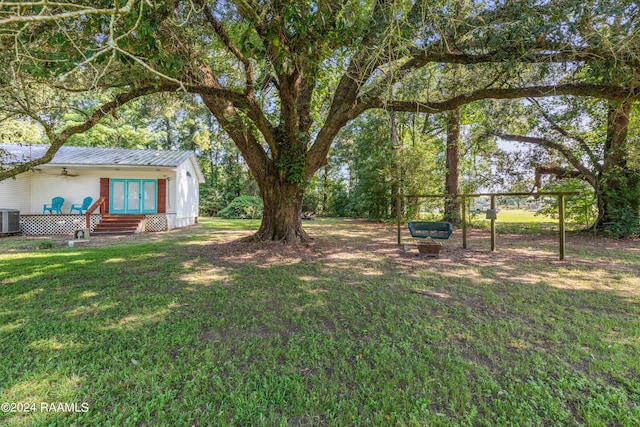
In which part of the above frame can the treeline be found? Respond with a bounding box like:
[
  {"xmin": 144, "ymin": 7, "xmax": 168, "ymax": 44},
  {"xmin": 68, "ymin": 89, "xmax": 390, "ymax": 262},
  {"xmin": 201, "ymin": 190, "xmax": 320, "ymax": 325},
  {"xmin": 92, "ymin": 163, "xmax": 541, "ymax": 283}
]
[{"xmin": 5, "ymin": 91, "xmax": 638, "ymax": 234}]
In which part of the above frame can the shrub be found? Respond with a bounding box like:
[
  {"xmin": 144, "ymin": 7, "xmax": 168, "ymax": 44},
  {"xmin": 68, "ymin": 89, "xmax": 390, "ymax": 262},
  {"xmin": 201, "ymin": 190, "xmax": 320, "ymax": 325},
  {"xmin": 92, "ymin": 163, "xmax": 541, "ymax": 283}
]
[
  {"xmin": 199, "ymin": 186, "xmax": 227, "ymax": 216},
  {"xmin": 604, "ymin": 206, "xmax": 640, "ymax": 237},
  {"xmin": 218, "ymin": 196, "xmax": 263, "ymax": 219},
  {"xmin": 537, "ymin": 179, "xmax": 598, "ymax": 229}
]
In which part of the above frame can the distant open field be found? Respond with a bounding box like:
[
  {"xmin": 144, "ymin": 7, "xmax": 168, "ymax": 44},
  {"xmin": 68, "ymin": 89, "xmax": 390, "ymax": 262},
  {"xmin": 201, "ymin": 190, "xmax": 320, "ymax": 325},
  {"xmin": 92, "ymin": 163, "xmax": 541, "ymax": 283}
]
[
  {"xmin": 481, "ymin": 208, "xmax": 552, "ymax": 222},
  {"xmin": 468, "ymin": 208, "xmax": 563, "ymax": 233}
]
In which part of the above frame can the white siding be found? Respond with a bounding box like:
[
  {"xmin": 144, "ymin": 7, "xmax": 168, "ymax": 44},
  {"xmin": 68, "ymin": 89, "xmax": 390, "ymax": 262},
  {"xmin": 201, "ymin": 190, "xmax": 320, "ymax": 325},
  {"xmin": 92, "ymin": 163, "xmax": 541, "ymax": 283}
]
[
  {"xmin": 0, "ymin": 173, "xmax": 32, "ymax": 212},
  {"xmin": 165, "ymin": 173, "xmax": 177, "ymax": 214},
  {"xmin": 175, "ymin": 159, "xmax": 199, "ymax": 225},
  {"xmin": 30, "ymin": 169, "xmax": 100, "ymax": 214}
]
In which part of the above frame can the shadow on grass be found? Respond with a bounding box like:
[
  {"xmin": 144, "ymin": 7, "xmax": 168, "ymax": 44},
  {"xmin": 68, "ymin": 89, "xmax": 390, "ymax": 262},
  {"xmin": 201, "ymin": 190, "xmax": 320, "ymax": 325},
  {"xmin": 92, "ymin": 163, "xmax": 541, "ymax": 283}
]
[{"xmin": 1, "ymin": 219, "xmax": 639, "ymax": 425}]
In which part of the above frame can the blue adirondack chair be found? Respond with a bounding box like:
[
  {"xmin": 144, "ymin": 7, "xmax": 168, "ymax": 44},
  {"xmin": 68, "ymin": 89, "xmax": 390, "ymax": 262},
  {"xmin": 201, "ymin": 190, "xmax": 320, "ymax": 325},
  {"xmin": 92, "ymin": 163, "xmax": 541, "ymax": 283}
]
[
  {"xmin": 70, "ymin": 196, "xmax": 93, "ymax": 214},
  {"xmin": 43, "ymin": 196, "xmax": 64, "ymax": 214}
]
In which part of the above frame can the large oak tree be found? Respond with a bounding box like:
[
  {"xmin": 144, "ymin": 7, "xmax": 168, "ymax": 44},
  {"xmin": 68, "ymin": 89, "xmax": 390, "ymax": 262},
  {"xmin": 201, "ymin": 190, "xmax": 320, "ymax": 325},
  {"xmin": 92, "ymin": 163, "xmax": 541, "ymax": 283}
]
[
  {"xmin": 497, "ymin": 98, "xmax": 639, "ymax": 231},
  {"xmin": 1, "ymin": 0, "xmax": 639, "ymax": 240}
]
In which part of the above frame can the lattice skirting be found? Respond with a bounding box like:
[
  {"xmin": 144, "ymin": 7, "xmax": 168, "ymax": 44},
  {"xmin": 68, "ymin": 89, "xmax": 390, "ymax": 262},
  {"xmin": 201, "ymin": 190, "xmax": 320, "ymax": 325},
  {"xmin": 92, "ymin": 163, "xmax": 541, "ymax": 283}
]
[
  {"xmin": 20, "ymin": 215, "xmax": 102, "ymax": 235},
  {"xmin": 19, "ymin": 214, "xmax": 177, "ymax": 235},
  {"xmin": 145, "ymin": 214, "xmax": 172, "ymax": 232}
]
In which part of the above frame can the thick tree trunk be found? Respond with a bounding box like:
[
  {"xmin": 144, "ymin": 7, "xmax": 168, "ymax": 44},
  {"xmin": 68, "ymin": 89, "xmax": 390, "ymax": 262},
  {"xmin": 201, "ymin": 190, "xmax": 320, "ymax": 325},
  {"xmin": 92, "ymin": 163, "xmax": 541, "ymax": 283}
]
[
  {"xmin": 389, "ymin": 110, "xmax": 401, "ymax": 220},
  {"xmin": 164, "ymin": 117, "xmax": 173, "ymax": 150},
  {"xmin": 596, "ymin": 101, "xmax": 640, "ymax": 231},
  {"xmin": 322, "ymin": 166, "xmax": 329, "ymax": 214},
  {"xmin": 254, "ymin": 172, "xmax": 309, "ymax": 242},
  {"xmin": 443, "ymin": 108, "xmax": 462, "ymax": 225}
]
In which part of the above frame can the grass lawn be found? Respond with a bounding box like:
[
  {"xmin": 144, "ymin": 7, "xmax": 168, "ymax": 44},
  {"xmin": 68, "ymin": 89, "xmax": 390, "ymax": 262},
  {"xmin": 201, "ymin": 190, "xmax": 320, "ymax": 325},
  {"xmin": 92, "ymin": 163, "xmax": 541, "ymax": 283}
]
[
  {"xmin": 467, "ymin": 208, "xmax": 572, "ymax": 234},
  {"xmin": 1, "ymin": 218, "xmax": 639, "ymax": 426},
  {"xmin": 484, "ymin": 208, "xmax": 553, "ymax": 223}
]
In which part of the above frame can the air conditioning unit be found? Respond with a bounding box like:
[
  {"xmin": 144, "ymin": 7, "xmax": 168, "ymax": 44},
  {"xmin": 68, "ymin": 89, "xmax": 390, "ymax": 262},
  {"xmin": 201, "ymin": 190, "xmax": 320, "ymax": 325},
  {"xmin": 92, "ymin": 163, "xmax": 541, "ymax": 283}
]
[{"xmin": 0, "ymin": 209, "xmax": 20, "ymax": 234}]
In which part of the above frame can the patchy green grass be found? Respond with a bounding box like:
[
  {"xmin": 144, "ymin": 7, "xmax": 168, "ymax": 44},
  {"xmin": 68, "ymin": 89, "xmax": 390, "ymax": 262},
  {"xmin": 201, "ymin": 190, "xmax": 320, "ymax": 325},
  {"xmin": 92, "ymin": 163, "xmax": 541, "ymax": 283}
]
[{"xmin": 1, "ymin": 218, "xmax": 639, "ymax": 426}]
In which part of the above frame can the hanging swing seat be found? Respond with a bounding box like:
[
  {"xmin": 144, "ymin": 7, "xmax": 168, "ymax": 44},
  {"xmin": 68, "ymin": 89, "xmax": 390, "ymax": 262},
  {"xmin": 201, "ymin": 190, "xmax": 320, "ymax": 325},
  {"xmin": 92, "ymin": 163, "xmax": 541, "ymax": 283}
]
[
  {"xmin": 407, "ymin": 221, "xmax": 454, "ymax": 240},
  {"xmin": 407, "ymin": 221, "xmax": 453, "ymax": 257}
]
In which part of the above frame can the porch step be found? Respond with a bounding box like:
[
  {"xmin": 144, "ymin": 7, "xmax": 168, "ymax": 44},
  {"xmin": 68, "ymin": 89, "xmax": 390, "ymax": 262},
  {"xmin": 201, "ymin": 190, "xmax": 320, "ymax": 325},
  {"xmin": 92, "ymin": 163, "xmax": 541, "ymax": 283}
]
[{"xmin": 93, "ymin": 215, "xmax": 145, "ymax": 235}]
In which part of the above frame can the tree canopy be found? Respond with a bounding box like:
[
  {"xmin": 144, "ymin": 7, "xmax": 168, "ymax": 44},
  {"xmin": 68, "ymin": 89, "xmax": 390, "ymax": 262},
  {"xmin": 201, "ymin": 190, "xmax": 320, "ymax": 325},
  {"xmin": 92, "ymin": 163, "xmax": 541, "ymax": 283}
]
[{"xmin": 1, "ymin": 0, "xmax": 639, "ymax": 239}]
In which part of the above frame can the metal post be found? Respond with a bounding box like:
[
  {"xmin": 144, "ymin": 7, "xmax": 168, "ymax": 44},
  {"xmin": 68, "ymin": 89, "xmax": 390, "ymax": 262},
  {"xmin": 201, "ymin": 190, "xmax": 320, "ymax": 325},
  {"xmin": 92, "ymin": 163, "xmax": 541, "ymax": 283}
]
[
  {"xmin": 396, "ymin": 194, "xmax": 402, "ymax": 245},
  {"xmin": 559, "ymin": 194, "xmax": 565, "ymax": 260},
  {"xmin": 462, "ymin": 196, "xmax": 467, "ymax": 249},
  {"xmin": 490, "ymin": 194, "xmax": 496, "ymax": 252}
]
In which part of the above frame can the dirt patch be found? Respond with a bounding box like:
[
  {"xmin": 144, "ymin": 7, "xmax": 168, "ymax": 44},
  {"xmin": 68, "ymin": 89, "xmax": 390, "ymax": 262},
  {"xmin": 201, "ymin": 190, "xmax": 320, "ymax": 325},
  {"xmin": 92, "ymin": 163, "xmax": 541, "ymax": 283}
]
[{"xmin": 6, "ymin": 219, "xmax": 639, "ymax": 276}]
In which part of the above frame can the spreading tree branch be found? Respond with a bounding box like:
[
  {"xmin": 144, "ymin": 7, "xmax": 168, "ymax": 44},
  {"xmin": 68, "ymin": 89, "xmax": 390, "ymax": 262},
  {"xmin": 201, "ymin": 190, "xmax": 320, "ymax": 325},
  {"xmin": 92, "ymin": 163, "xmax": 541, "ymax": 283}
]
[
  {"xmin": 198, "ymin": 0, "xmax": 255, "ymax": 97},
  {"xmin": 406, "ymin": 48, "xmax": 640, "ymax": 69},
  {"xmin": 377, "ymin": 83, "xmax": 640, "ymax": 114},
  {"xmin": 495, "ymin": 133, "xmax": 598, "ymax": 188},
  {"xmin": 197, "ymin": 64, "xmax": 270, "ymax": 182},
  {"xmin": 527, "ymin": 97, "xmax": 602, "ymax": 172},
  {"xmin": 307, "ymin": 0, "xmax": 397, "ymax": 177},
  {"xmin": 534, "ymin": 165, "xmax": 584, "ymax": 189},
  {"xmin": 0, "ymin": 0, "xmax": 136, "ymax": 25}
]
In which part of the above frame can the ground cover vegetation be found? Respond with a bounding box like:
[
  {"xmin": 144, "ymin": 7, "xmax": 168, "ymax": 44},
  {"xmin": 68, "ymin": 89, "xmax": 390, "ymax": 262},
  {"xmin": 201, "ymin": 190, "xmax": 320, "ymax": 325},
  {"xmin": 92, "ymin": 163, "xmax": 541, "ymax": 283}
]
[
  {"xmin": 1, "ymin": 218, "xmax": 639, "ymax": 425},
  {"xmin": 1, "ymin": 0, "xmax": 639, "ymax": 240}
]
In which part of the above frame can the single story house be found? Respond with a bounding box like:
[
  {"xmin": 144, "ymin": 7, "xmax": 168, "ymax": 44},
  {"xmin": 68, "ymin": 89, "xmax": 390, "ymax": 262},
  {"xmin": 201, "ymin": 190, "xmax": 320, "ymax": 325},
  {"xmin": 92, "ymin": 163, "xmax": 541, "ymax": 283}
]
[{"xmin": 0, "ymin": 143, "xmax": 204, "ymax": 235}]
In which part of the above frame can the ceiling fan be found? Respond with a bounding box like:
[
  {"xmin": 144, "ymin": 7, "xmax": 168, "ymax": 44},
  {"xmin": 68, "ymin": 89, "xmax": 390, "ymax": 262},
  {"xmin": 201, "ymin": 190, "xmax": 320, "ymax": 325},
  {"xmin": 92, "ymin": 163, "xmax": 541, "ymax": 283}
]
[{"xmin": 54, "ymin": 167, "xmax": 79, "ymax": 177}]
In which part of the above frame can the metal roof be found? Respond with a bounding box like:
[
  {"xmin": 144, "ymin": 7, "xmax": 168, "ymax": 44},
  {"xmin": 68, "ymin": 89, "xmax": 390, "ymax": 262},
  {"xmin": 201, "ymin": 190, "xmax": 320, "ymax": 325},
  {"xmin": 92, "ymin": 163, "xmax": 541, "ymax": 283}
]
[{"xmin": 0, "ymin": 144, "xmax": 195, "ymax": 167}]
